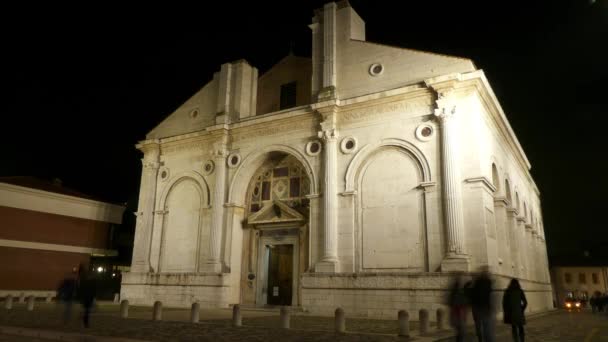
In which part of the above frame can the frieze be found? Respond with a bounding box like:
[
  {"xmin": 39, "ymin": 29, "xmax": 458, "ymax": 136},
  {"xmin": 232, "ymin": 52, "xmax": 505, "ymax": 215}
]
[
  {"xmin": 232, "ymin": 120, "xmax": 313, "ymax": 143},
  {"xmin": 338, "ymin": 99, "xmax": 432, "ymax": 124},
  {"xmin": 161, "ymin": 142, "xmax": 206, "ymax": 155}
]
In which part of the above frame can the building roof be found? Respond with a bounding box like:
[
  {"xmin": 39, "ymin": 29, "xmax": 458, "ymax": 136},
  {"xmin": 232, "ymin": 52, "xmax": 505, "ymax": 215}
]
[{"xmin": 0, "ymin": 176, "xmax": 115, "ymax": 204}]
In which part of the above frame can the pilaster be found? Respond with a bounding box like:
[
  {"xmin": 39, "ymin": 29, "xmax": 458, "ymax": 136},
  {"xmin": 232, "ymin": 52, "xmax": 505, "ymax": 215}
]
[{"xmin": 131, "ymin": 140, "xmax": 160, "ymax": 272}]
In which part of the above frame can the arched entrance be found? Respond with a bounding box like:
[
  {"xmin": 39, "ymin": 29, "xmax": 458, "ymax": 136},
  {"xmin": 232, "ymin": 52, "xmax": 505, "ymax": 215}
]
[{"xmin": 238, "ymin": 152, "xmax": 311, "ymax": 307}]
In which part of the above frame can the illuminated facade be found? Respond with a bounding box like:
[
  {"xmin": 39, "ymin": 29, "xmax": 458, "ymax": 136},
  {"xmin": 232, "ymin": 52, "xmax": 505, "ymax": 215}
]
[{"xmin": 122, "ymin": 1, "xmax": 552, "ymax": 317}]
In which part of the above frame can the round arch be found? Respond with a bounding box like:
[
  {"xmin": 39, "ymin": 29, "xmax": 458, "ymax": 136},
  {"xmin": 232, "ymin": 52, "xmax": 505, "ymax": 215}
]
[
  {"xmin": 158, "ymin": 171, "xmax": 211, "ymax": 210},
  {"xmin": 344, "ymin": 138, "xmax": 431, "ymax": 192},
  {"xmin": 227, "ymin": 144, "xmax": 319, "ymax": 206},
  {"xmin": 504, "ymin": 179, "xmax": 513, "ymax": 204}
]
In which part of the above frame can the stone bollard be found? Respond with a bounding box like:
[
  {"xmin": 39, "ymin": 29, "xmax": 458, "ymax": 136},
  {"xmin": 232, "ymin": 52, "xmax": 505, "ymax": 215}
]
[
  {"xmin": 45, "ymin": 293, "xmax": 53, "ymax": 303},
  {"xmin": 153, "ymin": 301, "xmax": 162, "ymax": 321},
  {"xmin": 4, "ymin": 295, "xmax": 13, "ymax": 310},
  {"xmin": 436, "ymin": 308, "xmax": 446, "ymax": 330},
  {"xmin": 113, "ymin": 293, "xmax": 120, "ymax": 303},
  {"xmin": 335, "ymin": 307, "xmax": 346, "ymax": 333},
  {"xmin": 19, "ymin": 293, "xmax": 25, "ymax": 303},
  {"xmin": 26, "ymin": 296, "xmax": 35, "ymax": 311},
  {"xmin": 232, "ymin": 304, "xmax": 242, "ymax": 327},
  {"xmin": 280, "ymin": 306, "xmax": 290, "ymax": 329},
  {"xmin": 191, "ymin": 302, "xmax": 200, "ymax": 323},
  {"xmin": 120, "ymin": 300, "xmax": 129, "ymax": 318},
  {"xmin": 398, "ymin": 310, "xmax": 410, "ymax": 337},
  {"xmin": 419, "ymin": 309, "xmax": 429, "ymax": 335}
]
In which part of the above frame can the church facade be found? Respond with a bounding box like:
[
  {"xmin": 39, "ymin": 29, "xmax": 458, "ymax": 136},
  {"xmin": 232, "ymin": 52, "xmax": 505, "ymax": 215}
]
[{"xmin": 121, "ymin": 1, "xmax": 552, "ymax": 317}]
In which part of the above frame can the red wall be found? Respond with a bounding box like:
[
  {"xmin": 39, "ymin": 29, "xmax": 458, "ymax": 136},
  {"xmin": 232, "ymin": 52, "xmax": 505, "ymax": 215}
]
[
  {"xmin": 0, "ymin": 247, "xmax": 90, "ymax": 290},
  {"xmin": 0, "ymin": 205, "xmax": 110, "ymax": 249}
]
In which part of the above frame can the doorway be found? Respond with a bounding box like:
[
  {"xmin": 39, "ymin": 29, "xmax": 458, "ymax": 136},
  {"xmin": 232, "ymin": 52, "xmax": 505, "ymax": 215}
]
[
  {"xmin": 266, "ymin": 244, "xmax": 293, "ymax": 306},
  {"xmin": 256, "ymin": 234, "xmax": 299, "ymax": 307}
]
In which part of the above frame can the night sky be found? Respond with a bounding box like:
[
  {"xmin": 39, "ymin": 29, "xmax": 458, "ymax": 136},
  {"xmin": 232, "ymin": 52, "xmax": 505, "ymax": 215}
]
[{"xmin": 2, "ymin": 1, "xmax": 607, "ymax": 265}]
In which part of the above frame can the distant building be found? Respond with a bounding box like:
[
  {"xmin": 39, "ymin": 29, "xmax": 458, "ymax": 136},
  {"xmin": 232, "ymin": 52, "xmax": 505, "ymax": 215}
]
[
  {"xmin": 0, "ymin": 177, "xmax": 125, "ymax": 298},
  {"xmin": 551, "ymin": 266, "xmax": 608, "ymax": 305},
  {"xmin": 123, "ymin": 1, "xmax": 552, "ymax": 317}
]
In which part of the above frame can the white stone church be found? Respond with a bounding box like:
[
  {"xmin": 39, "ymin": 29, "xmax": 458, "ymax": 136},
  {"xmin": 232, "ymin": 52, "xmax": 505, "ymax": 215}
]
[{"xmin": 122, "ymin": 1, "xmax": 553, "ymax": 317}]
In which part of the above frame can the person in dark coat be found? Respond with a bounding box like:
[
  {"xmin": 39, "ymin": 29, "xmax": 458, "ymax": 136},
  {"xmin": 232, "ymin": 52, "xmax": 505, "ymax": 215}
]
[
  {"xmin": 502, "ymin": 278, "xmax": 527, "ymax": 342},
  {"xmin": 77, "ymin": 267, "xmax": 96, "ymax": 328},
  {"xmin": 448, "ymin": 276, "xmax": 469, "ymax": 342},
  {"xmin": 471, "ymin": 268, "xmax": 495, "ymax": 342},
  {"xmin": 57, "ymin": 269, "xmax": 78, "ymax": 324}
]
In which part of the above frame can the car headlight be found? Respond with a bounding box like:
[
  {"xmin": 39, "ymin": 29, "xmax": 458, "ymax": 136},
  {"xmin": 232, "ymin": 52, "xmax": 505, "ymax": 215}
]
[
  {"xmin": 575, "ymin": 303, "xmax": 581, "ymax": 307},
  {"xmin": 566, "ymin": 303, "xmax": 572, "ymax": 308}
]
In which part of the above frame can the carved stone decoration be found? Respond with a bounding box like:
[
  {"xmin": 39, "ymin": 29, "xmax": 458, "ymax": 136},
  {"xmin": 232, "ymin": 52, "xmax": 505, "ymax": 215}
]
[
  {"xmin": 369, "ymin": 63, "xmax": 384, "ymax": 76},
  {"xmin": 415, "ymin": 124, "xmax": 435, "ymax": 142},
  {"xmin": 189, "ymin": 108, "xmax": 199, "ymax": 119},
  {"xmin": 305, "ymin": 140, "xmax": 322, "ymax": 157},
  {"xmin": 227, "ymin": 153, "xmax": 241, "ymax": 168},
  {"xmin": 159, "ymin": 167, "xmax": 170, "ymax": 182},
  {"xmin": 340, "ymin": 136, "xmax": 357, "ymax": 154},
  {"xmin": 203, "ymin": 160, "xmax": 215, "ymax": 175}
]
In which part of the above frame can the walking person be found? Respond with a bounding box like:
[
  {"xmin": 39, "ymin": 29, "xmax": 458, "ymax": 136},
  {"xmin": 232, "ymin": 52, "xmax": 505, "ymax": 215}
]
[
  {"xmin": 448, "ymin": 276, "xmax": 469, "ymax": 342},
  {"xmin": 502, "ymin": 279, "xmax": 527, "ymax": 342},
  {"xmin": 77, "ymin": 266, "xmax": 96, "ymax": 328},
  {"xmin": 471, "ymin": 267, "xmax": 495, "ymax": 342},
  {"xmin": 57, "ymin": 268, "xmax": 78, "ymax": 324}
]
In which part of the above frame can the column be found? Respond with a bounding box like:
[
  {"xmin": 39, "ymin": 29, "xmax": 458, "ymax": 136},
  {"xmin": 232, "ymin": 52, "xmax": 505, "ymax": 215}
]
[
  {"xmin": 130, "ymin": 140, "xmax": 160, "ymax": 273},
  {"xmin": 506, "ymin": 208, "xmax": 520, "ymax": 277},
  {"xmin": 316, "ymin": 105, "xmax": 339, "ymax": 272},
  {"xmin": 434, "ymin": 99, "xmax": 470, "ymax": 271},
  {"xmin": 204, "ymin": 145, "xmax": 228, "ymax": 273}
]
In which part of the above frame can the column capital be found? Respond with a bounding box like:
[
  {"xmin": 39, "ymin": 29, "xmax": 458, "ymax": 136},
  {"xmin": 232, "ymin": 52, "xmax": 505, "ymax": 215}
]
[{"xmin": 318, "ymin": 128, "xmax": 338, "ymax": 142}]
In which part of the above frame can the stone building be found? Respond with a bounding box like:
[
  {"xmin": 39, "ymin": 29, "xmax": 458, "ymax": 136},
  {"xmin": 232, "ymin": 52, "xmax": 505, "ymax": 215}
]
[
  {"xmin": 0, "ymin": 177, "xmax": 124, "ymax": 298},
  {"xmin": 121, "ymin": 1, "xmax": 552, "ymax": 317},
  {"xmin": 552, "ymin": 266, "xmax": 608, "ymax": 306}
]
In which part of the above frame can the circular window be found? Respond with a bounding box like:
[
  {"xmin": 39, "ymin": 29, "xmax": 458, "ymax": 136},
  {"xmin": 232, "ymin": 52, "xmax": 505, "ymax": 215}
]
[
  {"xmin": 415, "ymin": 124, "xmax": 435, "ymax": 142},
  {"xmin": 227, "ymin": 153, "xmax": 241, "ymax": 168},
  {"xmin": 369, "ymin": 63, "xmax": 384, "ymax": 76},
  {"xmin": 159, "ymin": 167, "xmax": 170, "ymax": 181},
  {"xmin": 189, "ymin": 109, "xmax": 199, "ymax": 119},
  {"xmin": 340, "ymin": 137, "xmax": 358, "ymax": 154},
  {"xmin": 421, "ymin": 127, "xmax": 432, "ymax": 137},
  {"xmin": 203, "ymin": 160, "xmax": 215, "ymax": 175},
  {"xmin": 306, "ymin": 140, "xmax": 322, "ymax": 156}
]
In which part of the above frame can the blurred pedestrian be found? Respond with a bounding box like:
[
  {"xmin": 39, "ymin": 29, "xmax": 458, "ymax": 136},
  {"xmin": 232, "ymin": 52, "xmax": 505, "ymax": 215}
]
[
  {"xmin": 77, "ymin": 266, "xmax": 96, "ymax": 328},
  {"xmin": 448, "ymin": 276, "xmax": 469, "ymax": 342},
  {"xmin": 502, "ymin": 279, "xmax": 527, "ymax": 342},
  {"xmin": 471, "ymin": 267, "xmax": 495, "ymax": 342},
  {"xmin": 57, "ymin": 268, "xmax": 78, "ymax": 324}
]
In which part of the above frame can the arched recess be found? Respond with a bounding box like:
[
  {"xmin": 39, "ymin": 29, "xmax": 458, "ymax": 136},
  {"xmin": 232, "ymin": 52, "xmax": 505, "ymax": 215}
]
[
  {"xmin": 345, "ymin": 138, "xmax": 431, "ymax": 193},
  {"xmin": 156, "ymin": 172, "xmax": 211, "ymax": 273},
  {"xmin": 228, "ymin": 144, "xmax": 318, "ymax": 206},
  {"xmin": 354, "ymin": 144, "xmax": 427, "ymax": 271},
  {"xmin": 504, "ymin": 179, "xmax": 512, "ymax": 205},
  {"xmin": 491, "ymin": 163, "xmax": 500, "ymax": 194}
]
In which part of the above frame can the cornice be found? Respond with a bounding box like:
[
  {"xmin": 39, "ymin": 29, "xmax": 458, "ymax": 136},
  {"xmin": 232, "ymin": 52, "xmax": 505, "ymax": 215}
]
[
  {"xmin": 464, "ymin": 177, "xmax": 497, "ymax": 193},
  {"xmin": 494, "ymin": 197, "xmax": 510, "ymax": 207},
  {"xmin": 0, "ymin": 183, "xmax": 125, "ymax": 224}
]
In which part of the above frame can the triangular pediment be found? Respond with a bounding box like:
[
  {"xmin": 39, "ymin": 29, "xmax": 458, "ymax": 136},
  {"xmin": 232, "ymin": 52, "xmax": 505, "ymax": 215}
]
[{"xmin": 247, "ymin": 200, "xmax": 305, "ymax": 225}]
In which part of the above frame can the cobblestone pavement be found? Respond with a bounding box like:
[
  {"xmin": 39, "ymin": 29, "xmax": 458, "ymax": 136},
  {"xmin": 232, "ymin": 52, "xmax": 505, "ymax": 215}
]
[
  {"xmin": 1, "ymin": 302, "xmax": 607, "ymax": 341},
  {"xmin": 437, "ymin": 309, "xmax": 608, "ymax": 342}
]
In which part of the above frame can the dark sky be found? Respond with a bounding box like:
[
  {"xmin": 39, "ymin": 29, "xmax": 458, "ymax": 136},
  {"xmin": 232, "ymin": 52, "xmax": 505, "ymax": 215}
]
[{"xmin": 2, "ymin": 0, "xmax": 607, "ymax": 264}]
